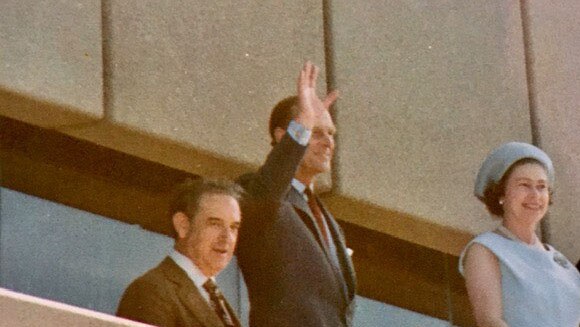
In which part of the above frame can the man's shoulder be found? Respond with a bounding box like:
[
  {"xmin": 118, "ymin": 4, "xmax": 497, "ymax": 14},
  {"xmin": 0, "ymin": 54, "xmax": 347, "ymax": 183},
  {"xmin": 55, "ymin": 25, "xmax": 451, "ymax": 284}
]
[
  {"xmin": 116, "ymin": 258, "xmax": 180, "ymax": 324},
  {"xmin": 236, "ymin": 171, "xmax": 258, "ymax": 190},
  {"xmin": 124, "ymin": 258, "xmax": 173, "ymax": 292}
]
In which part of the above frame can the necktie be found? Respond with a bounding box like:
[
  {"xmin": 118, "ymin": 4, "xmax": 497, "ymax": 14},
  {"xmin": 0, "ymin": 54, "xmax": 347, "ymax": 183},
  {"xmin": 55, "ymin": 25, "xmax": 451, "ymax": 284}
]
[
  {"xmin": 203, "ymin": 279, "xmax": 236, "ymax": 327},
  {"xmin": 304, "ymin": 188, "xmax": 330, "ymax": 248}
]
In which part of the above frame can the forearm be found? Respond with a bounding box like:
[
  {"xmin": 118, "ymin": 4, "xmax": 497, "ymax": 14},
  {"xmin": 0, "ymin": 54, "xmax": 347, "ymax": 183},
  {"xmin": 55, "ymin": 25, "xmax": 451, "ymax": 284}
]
[
  {"xmin": 248, "ymin": 132, "xmax": 306, "ymax": 199},
  {"xmin": 464, "ymin": 244, "xmax": 507, "ymax": 327}
]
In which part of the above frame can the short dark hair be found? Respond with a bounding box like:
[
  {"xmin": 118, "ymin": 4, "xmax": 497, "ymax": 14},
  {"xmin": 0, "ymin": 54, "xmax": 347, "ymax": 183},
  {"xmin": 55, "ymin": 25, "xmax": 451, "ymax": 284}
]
[
  {"xmin": 268, "ymin": 96, "xmax": 299, "ymax": 146},
  {"xmin": 169, "ymin": 178, "xmax": 244, "ymax": 237},
  {"xmin": 482, "ymin": 158, "xmax": 553, "ymax": 217}
]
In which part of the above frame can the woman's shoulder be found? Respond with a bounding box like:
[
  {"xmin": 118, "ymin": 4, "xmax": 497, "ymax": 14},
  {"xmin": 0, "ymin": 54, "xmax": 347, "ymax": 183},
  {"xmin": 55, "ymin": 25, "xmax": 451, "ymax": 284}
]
[
  {"xmin": 465, "ymin": 231, "xmax": 507, "ymax": 252},
  {"xmin": 458, "ymin": 231, "xmax": 509, "ymax": 275}
]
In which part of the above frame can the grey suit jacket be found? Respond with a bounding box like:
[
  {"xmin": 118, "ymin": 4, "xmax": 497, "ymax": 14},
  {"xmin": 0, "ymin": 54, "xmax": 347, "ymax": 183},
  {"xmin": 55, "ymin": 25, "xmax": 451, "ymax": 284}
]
[
  {"xmin": 237, "ymin": 133, "xmax": 357, "ymax": 327},
  {"xmin": 116, "ymin": 257, "xmax": 240, "ymax": 327}
]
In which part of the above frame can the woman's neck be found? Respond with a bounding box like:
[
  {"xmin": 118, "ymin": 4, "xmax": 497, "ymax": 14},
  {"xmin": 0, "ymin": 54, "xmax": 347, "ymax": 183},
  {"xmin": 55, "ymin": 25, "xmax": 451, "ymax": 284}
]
[{"xmin": 500, "ymin": 219, "xmax": 541, "ymax": 247}]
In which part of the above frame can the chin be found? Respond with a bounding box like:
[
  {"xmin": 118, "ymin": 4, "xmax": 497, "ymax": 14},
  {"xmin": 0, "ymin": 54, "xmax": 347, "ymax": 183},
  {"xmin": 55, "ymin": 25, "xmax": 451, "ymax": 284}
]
[{"xmin": 316, "ymin": 162, "xmax": 332, "ymax": 173}]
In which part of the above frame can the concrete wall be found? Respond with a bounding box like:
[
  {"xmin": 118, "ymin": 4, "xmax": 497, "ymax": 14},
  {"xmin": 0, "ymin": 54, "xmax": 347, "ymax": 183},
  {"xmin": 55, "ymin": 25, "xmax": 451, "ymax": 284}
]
[
  {"xmin": 0, "ymin": 0, "xmax": 578, "ymax": 268},
  {"xmin": 330, "ymin": 1, "xmax": 531, "ymax": 235},
  {"xmin": 0, "ymin": 0, "xmax": 103, "ymax": 126},
  {"xmin": 523, "ymin": 1, "xmax": 580, "ymax": 264},
  {"xmin": 84, "ymin": 0, "xmax": 326, "ymax": 165}
]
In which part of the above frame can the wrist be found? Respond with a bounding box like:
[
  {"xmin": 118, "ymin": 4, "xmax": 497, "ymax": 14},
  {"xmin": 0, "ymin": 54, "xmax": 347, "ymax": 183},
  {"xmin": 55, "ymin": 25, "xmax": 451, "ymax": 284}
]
[
  {"xmin": 294, "ymin": 111, "xmax": 314, "ymax": 129},
  {"xmin": 287, "ymin": 120, "xmax": 311, "ymax": 146}
]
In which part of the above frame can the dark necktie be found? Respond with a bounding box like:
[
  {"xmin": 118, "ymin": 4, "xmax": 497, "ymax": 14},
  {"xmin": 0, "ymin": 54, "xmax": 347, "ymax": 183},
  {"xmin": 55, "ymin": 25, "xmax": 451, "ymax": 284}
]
[
  {"xmin": 203, "ymin": 279, "xmax": 236, "ymax": 327},
  {"xmin": 304, "ymin": 188, "xmax": 330, "ymax": 248}
]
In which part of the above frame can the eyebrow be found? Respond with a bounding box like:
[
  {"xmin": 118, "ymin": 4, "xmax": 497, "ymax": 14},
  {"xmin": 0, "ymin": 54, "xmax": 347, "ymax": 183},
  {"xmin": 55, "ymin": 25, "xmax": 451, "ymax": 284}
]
[
  {"xmin": 514, "ymin": 177, "xmax": 547, "ymax": 183},
  {"xmin": 207, "ymin": 217, "xmax": 241, "ymax": 226},
  {"xmin": 312, "ymin": 126, "xmax": 337, "ymax": 134}
]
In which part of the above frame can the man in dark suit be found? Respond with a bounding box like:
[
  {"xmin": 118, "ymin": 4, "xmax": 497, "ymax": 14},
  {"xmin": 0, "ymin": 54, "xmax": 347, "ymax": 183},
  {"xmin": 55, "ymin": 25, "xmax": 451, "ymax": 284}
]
[
  {"xmin": 236, "ymin": 62, "xmax": 357, "ymax": 327},
  {"xmin": 117, "ymin": 179, "xmax": 243, "ymax": 327}
]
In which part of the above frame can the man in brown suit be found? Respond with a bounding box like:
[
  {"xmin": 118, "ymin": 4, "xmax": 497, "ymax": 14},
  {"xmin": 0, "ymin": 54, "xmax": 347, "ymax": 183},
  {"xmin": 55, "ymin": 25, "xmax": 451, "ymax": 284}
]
[{"xmin": 117, "ymin": 179, "xmax": 243, "ymax": 327}]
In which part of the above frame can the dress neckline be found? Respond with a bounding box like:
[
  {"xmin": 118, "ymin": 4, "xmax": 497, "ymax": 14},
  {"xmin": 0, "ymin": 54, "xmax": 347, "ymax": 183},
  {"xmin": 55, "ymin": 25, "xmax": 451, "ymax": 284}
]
[{"xmin": 494, "ymin": 225, "xmax": 548, "ymax": 252}]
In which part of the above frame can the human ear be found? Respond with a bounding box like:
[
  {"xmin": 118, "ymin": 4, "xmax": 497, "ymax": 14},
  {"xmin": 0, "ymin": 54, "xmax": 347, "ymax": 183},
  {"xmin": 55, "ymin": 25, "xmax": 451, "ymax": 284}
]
[
  {"xmin": 274, "ymin": 127, "xmax": 285, "ymax": 144},
  {"xmin": 172, "ymin": 212, "xmax": 191, "ymax": 239}
]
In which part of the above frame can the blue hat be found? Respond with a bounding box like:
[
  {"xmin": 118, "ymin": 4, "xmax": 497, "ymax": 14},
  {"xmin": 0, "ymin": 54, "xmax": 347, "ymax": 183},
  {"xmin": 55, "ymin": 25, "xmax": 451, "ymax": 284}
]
[{"xmin": 474, "ymin": 142, "xmax": 555, "ymax": 199}]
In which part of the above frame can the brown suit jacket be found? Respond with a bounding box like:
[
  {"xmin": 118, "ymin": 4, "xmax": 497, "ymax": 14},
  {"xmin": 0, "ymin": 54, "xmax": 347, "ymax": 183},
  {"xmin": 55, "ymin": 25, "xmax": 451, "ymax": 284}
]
[{"xmin": 116, "ymin": 257, "xmax": 240, "ymax": 327}]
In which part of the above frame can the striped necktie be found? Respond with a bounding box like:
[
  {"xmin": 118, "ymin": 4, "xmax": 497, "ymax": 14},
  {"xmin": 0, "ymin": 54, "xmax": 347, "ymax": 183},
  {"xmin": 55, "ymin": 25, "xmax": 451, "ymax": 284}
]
[
  {"xmin": 304, "ymin": 188, "xmax": 330, "ymax": 248},
  {"xmin": 203, "ymin": 279, "xmax": 236, "ymax": 327}
]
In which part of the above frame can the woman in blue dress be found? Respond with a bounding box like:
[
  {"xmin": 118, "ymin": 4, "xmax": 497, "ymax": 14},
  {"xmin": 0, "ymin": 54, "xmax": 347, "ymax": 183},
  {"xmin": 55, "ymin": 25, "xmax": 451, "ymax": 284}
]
[{"xmin": 460, "ymin": 142, "xmax": 580, "ymax": 327}]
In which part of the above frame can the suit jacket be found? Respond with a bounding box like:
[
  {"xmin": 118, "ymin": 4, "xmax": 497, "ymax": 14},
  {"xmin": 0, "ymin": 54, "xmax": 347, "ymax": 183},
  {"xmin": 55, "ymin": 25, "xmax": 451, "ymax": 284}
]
[
  {"xmin": 116, "ymin": 257, "xmax": 240, "ymax": 327},
  {"xmin": 237, "ymin": 134, "xmax": 357, "ymax": 327}
]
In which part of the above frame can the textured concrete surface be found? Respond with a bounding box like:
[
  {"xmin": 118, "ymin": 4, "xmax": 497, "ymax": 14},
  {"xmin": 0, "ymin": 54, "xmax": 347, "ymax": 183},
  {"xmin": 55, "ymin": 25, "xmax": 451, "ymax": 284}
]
[
  {"xmin": 0, "ymin": 0, "xmax": 103, "ymax": 125},
  {"xmin": 1, "ymin": 0, "xmax": 577, "ymax": 261},
  {"xmin": 524, "ymin": 2, "xmax": 580, "ymax": 262},
  {"xmin": 103, "ymin": 0, "xmax": 325, "ymax": 165},
  {"xmin": 330, "ymin": 1, "xmax": 531, "ymax": 234}
]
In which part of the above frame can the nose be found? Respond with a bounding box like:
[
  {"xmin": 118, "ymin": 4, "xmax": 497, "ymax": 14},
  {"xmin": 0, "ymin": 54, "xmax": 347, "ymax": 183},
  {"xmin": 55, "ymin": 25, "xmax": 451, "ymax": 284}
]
[
  {"xmin": 528, "ymin": 186, "xmax": 542, "ymax": 198},
  {"xmin": 220, "ymin": 226, "xmax": 237, "ymax": 243}
]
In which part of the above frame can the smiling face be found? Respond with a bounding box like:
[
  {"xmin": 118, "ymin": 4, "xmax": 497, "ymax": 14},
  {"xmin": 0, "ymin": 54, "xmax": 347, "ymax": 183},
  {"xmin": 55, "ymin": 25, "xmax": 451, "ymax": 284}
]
[
  {"xmin": 296, "ymin": 110, "xmax": 336, "ymax": 182},
  {"xmin": 500, "ymin": 162, "xmax": 550, "ymax": 225},
  {"xmin": 174, "ymin": 193, "xmax": 241, "ymax": 277}
]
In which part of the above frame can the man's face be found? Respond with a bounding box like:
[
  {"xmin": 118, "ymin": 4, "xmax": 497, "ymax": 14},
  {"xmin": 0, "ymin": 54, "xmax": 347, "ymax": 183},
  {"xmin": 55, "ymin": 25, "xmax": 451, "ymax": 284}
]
[
  {"xmin": 180, "ymin": 193, "xmax": 241, "ymax": 277},
  {"xmin": 299, "ymin": 110, "xmax": 336, "ymax": 176}
]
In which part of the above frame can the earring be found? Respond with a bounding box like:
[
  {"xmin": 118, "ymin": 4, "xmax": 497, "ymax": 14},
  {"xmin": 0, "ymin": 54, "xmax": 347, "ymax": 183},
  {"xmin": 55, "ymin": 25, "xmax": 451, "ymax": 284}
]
[{"xmin": 499, "ymin": 199, "xmax": 504, "ymax": 205}]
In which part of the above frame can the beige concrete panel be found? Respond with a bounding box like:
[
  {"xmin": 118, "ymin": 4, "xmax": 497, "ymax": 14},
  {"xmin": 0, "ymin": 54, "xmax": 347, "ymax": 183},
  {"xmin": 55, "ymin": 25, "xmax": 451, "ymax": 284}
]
[
  {"xmin": 60, "ymin": 120, "xmax": 255, "ymax": 180},
  {"xmin": 331, "ymin": 1, "xmax": 531, "ymax": 235},
  {"xmin": 0, "ymin": 288, "xmax": 152, "ymax": 327},
  {"xmin": 525, "ymin": 2, "xmax": 580, "ymax": 262},
  {"xmin": 0, "ymin": 0, "xmax": 103, "ymax": 125},
  {"xmin": 0, "ymin": 88, "xmax": 99, "ymax": 129},
  {"xmin": 105, "ymin": 1, "xmax": 325, "ymax": 165}
]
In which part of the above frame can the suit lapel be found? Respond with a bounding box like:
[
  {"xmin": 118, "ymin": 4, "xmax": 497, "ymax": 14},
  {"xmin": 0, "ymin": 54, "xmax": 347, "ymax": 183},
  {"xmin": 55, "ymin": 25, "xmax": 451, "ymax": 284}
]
[
  {"xmin": 287, "ymin": 187, "xmax": 330, "ymax": 254},
  {"xmin": 319, "ymin": 204, "xmax": 357, "ymax": 301},
  {"xmin": 161, "ymin": 258, "xmax": 226, "ymax": 327},
  {"xmin": 287, "ymin": 188, "xmax": 355, "ymax": 301}
]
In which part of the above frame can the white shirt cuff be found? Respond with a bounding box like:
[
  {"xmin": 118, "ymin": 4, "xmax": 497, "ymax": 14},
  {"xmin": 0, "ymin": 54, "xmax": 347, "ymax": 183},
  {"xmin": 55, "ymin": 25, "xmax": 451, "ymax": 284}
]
[{"xmin": 287, "ymin": 120, "xmax": 311, "ymax": 146}]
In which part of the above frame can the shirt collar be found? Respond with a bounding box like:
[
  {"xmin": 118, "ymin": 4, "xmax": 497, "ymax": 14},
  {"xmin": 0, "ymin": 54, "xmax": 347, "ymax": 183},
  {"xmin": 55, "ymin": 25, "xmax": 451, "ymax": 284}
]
[
  {"xmin": 291, "ymin": 179, "xmax": 313, "ymax": 199},
  {"xmin": 169, "ymin": 248, "xmax": 215, "ymax": 289}
]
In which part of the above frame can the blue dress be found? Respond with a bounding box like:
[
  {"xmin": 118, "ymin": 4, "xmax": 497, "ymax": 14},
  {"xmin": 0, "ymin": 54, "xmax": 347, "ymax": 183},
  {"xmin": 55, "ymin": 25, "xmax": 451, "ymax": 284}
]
[{"xmin": 459, "ymin": 232, "xmax": 580, "ymax": 327}]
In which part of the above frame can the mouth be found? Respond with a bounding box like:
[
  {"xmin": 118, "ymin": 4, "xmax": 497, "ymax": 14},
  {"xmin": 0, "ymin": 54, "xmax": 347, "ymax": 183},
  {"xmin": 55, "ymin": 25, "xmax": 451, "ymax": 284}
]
[
  {"xmin": 212, "ymin": 248, "xmax": 229, "ymax": 255},
  {"xmin": 522, "ymin": 203, "xmax": 543, "ymax": 210}
]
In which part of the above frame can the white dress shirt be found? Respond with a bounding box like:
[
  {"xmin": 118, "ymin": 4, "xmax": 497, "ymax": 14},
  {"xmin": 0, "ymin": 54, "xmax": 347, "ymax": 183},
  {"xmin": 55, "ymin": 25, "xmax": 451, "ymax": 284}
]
[{"xmin": 169, "ymin": 249, "xmax": 214, "ymax": 304}]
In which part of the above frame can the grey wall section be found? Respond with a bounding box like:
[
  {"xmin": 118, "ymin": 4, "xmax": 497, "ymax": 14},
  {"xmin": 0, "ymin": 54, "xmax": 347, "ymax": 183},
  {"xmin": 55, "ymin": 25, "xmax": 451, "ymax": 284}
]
[
  {"xmin": 353, "ymin": 297, "xmax": 451, "ymax": 327},
  {"xmin": 103, "ymin": 0, "xmax": 326, "ymax": 165},
  {"xmin": 0, "ymin": 0, "xmax": 103, "ymax": 120},
  {"xmin": 0, "ymin": 188, "xmax": 450, "ymax": 326},
  {"xmin": 330, "ymin": 1, "xmax": 531, "ymax": 234},
  {"xmin": 524, "ymin": 2, "xmax": 580, "ymax": 262}
]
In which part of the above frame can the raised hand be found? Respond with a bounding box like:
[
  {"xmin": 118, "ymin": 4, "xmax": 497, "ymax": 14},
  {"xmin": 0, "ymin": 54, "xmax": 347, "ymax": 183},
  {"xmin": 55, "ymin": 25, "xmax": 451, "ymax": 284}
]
[{"xmin": 295, "ymin": 61, "xmax": 338, "ymax": 129}]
